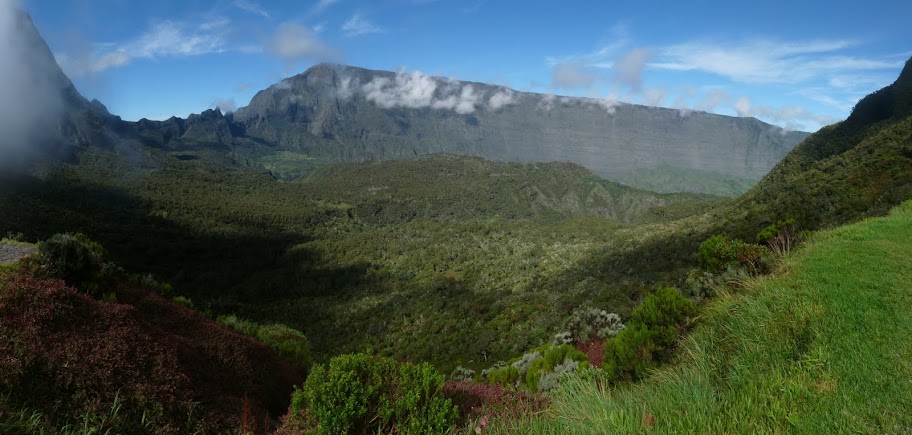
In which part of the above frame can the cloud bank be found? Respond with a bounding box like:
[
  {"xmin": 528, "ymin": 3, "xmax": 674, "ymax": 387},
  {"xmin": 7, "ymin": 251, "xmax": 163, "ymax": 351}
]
[{"xmin": 0, "ymin": 0, "xmax": 64, "ymax": 166}]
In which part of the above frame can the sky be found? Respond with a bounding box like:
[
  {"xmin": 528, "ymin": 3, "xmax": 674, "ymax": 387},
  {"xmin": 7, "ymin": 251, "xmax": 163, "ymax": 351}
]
[{"xmin": 22, "ymin": 0, "xmax": 912, "ymax": 132}]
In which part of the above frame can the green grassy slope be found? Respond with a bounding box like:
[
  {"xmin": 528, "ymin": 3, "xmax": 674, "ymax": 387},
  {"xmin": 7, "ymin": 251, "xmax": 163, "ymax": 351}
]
[{"xmin": 503, "ymin": 200, "xmax": 912, "ymax": 433}]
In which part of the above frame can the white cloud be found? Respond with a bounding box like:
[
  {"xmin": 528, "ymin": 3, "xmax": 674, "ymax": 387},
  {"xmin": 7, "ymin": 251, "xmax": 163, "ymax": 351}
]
[
  {"xmin": 487, "ymin": 89, "xmax": 515, "ymax": 110},
  {"xmin": 313, "ymin": 0, "xmax": 341, "ymax": 14},
  {"xmin": 357, "ymin": 70, "xmax": 503, "ymax": 114},
  {"xmin": 551, "ymin": 62, "xmax": 599, "ymax": 91},
  {"xmin": 643, "ymin": 87, "xmax": 665, "ymax": 107},
  {"xmin": 652, "ymin": 39, "xmax": 901, "ymax": 85},
  {"xmin": 342, "ymin": 14, "xmax": 384, "ymax": 37},
  {"xmin": 694, "ymin": 88, "xmax": 731, "ymax": 112},
  {"xmin": 58, "ymin": 18, "xmax": 231, "ymax": 77},
  {"xmin": 233, "ymin": 0, "xmax": 270, "ymax": 18},
  {"xmin": 614, "ymin": 47, "xmax": 651, "ymax": 91},
  {"xmin": 264, "ymin": 21, "xmax": 339, "ymax": 63},
  {"xmin": 0, "ymin": 0, "xmax": 64, "ymax": 165},
  {"xmin": 211, "ymin": 98, "xmax": 237, "ymax": 113},
  {"xmin": 733, "ymin": 96, "xmax": 837, "ymax": 130}
]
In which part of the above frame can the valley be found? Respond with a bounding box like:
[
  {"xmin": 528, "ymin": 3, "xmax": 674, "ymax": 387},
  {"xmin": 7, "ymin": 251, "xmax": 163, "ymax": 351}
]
[{"xmin": 1, "ymin": 3, "xmax": 911, "ymax": 433}]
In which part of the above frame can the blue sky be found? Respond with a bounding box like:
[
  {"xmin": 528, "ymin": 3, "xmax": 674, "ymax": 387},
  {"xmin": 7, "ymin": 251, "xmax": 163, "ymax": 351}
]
[{"xmin": 24, "ymin": 0, "xmax": 912, "ymax": 131}]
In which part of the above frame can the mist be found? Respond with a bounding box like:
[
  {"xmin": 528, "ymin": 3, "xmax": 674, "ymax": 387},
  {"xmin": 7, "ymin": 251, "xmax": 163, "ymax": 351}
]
[{"xmin": 0, "ymin": 0, "xmax": 65, "ymax": 167}]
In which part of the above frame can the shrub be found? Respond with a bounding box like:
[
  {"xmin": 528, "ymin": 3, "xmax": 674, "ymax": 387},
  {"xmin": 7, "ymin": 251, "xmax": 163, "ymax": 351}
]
[
  {"xmin": 696, "ymin": 235, "xmax": 766, "ymax": 274},
  {"xmin": 34, "ymin": 233, "xmax": 114, "ymax": 298},
  {"xmin": 525, "ymin": 345, "xmax": 589, "ymax": 392},
  {"xmin": 449, "ymin": 366, "xmax": 476, "ymax": 382},
  {"xmin": 217, "ymin": 315, "xmax": 311, "ymax": 370},
  {"xmin": 171, "ymin": 295, "xmax": 194, "ymax": 309},
  {"xmin": 683, "ymin": 266, "xmax": 751, "ymax": 302},
  {"xmin": 561, "ymin": 306, "xmax": 625, "ymax": 344},
  {"xmin": 757, "ymin": 219, "xmax": 804, "ymax": 255},
  {"xmin": 288, "ymin": 353, "xmax": 457, "ymax": 434},
  {"xmin": 603, "ymin": 287, "xmax": 697, "ymax": 381}
]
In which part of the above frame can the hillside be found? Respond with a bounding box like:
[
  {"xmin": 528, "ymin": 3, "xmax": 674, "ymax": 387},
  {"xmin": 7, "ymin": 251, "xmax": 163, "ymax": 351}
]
[
  {"xmin": 503, "ymin": 200, "xmax": 912, "ymax": 433},
  {"xmin": 0, "ymin": 264, "xmax": 305, "ymax": 433},
  {"xmin": 296, "ymin": 154, "xmax": 716, "ymax": 224}
]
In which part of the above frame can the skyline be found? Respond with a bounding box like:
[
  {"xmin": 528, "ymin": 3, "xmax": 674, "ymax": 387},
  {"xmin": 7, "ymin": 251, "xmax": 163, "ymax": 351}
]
[{"xmin": 23, "ymin": 0, "xmax": 912, "ymax": 131}]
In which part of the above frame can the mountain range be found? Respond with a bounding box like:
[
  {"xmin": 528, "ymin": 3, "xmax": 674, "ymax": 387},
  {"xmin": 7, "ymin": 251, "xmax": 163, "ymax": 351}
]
[{"xmin": 7, "ymin": 12, "xmax": 807, "ymax": 196}]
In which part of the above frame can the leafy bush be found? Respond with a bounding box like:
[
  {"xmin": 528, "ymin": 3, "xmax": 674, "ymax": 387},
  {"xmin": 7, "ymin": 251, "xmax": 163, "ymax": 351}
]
[
  {"xmin": 757, "ymin": 219, "xmax": 805, "ymax": 255},
  {"xmin": 449, "ymin": 366, "xmax": 476, "ymax": 382},
  {"xmin": 287, "ymin": 353, "xmax": 457, "ymax": 434},
  {"xmin": 34, "ymin": 233, "xmax": 115, "ymax": 298},
  {"xmin": 560, "ymin": 306, "xmax": 625, "ymax": 344},
  {"xmin": 218, "ymin": 315, "xmax": 311, "ymax": 370},
  {"xmin": 482, "ymin": 345, "xmax": 588, "ymax": 392},
  {"xmin": 603, "ymin": 287, "xmax": 697, "ymax": 381},
  {"xmin": 171, "ymin": 295, "xmax": 194, "ymax": 309},
  {"xmin": 525, "ymin": 345, "xmax": 589, "ymax": 392},
  {"xmin": 696, "ymin": 235, "xmax": 766, "ymax": 274},
  {"xmin": 683, "ymin": 266, "xmax": 751, "ymax": 303}
]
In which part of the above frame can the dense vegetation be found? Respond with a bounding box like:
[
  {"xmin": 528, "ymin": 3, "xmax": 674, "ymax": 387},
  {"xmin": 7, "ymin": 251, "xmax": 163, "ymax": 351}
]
[
  {"xmin": 0, "ymin": 152, "xmax": 722, "ymax": 371},
  {"xmin": 498, "ymin": 200, "xmax": 912, "ymax": 433}
]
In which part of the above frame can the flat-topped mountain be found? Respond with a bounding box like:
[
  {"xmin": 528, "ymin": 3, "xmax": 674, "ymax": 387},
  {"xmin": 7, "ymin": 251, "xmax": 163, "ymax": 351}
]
[{"xmin": 230, "ymin": 63, "xmax": 809, "ymax": 194}]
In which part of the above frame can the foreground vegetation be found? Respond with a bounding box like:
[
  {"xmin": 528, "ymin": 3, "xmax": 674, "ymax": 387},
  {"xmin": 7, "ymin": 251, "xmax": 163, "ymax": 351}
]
[{"xmin": 498, "ymin": 200, "xmax": 912, "ymax": 433}]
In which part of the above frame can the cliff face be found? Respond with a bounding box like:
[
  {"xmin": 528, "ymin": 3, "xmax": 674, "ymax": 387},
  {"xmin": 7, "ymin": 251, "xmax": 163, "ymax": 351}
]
[{"xmin": 234, "ymin": 63, "xmax": 809, "ymax": 182}]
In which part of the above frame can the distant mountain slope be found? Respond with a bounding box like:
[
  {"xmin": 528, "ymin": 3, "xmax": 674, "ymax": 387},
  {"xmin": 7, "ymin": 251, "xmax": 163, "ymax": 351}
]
[
  {"xmin": 227, "ymin": 63, "xmax": 808, "ymax": 195},
  {"xmin": 726, "ymin": 57, "xmax": 912, "ymax": 237},
  {"xmin": 297, "ymin": 154, "xmax": 717, "ymax": 224}
]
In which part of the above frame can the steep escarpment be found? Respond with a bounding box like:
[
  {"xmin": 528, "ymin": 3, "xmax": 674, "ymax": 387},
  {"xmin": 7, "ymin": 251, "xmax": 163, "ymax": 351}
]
[{"xmin": 232, "ymin": 63, "xmax": 808, "ymax": 190}]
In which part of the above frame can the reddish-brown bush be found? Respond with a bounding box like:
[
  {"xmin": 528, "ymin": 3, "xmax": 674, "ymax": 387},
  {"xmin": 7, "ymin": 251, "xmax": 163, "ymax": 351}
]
[
  {"xmin": 442, "ymin": 380, "xmax": 548, "ymax": 429},
  {"xmin": 0, "ymin": 272, "xmax": 304, "ymax": 433}
]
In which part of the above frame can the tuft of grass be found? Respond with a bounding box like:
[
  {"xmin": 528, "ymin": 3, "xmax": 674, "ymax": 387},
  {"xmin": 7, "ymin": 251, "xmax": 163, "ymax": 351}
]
[{"xmin": 498, "ymin": 200, "xmax": 912, "ymax": 433}]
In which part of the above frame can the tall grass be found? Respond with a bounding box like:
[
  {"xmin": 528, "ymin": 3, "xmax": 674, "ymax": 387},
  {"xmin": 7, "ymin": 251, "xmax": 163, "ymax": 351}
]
[{"xmin": 496, "ymin": 200, "xmax": 912, "ymax": 433}]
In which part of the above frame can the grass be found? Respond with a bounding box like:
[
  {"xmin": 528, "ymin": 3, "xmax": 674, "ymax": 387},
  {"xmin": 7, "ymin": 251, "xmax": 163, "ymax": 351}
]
[{"xmin": 497, "ymin": 200, "xmax": 912, "ymax": 433}]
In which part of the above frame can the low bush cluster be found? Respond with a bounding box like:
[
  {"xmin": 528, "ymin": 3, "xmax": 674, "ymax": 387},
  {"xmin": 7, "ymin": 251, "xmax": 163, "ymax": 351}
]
[
  {"xmin": 281, "ymin": 353, "xmax": 457, "ymax": 435},
  {"xmin": 696, "ymin": 234, "xmax": 767, "ymax": 274},
  {"xmin": 32, "ymin": 233, "xmax": 118, "ymax": 299},
  {"xmin": 557, "ymin": 306, "xmax": 625, "ymax": 344},
  {"xmin": 603, "ymin": 287, "xmax": 697, "ymax": 381},
  {"xmin": 482, "ymin": 344, "xmax": 589, "ymax": 392},
  {"xmin": 217, "ymin": 315, "xmax": 311, "ymax": 371}
]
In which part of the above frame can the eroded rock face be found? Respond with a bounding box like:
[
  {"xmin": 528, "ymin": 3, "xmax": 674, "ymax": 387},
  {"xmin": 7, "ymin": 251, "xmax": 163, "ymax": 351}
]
[{"xmin": 234, "ymin": 63, "xmax": 809, "ymax": 182}]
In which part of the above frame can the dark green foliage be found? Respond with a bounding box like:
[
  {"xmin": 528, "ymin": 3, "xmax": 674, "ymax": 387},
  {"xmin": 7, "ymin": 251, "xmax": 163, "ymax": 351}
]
[
  {"xmin": 287, "ymin": 353, "xmax": 457, "ymax": 434},
  {"xmin": 218, "ymin": 315, "xmax": 311, "ymax": 371},
  {"xmin": 34, "ymin": 233, "xmax": 115, "ymax": 298},
  {"xmin": 603, "ymin": 287, "xmax": 697, "ymax": 381},
  {"xmin": 696, "ymin": 235, "xmax": 766, "ymax": 274}
]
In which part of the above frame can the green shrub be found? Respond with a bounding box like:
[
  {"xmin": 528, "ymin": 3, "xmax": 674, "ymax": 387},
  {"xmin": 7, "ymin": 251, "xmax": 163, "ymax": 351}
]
[
  {"xmin": 560, "ymin": 306, "xmax": 625, "ymax": 344},
  {"xmin": 525, "ymin": 345, "xmax": 589, "ymax": 392},
  {"xmin": 35, "ymin": 233, "xmax": 114, "ymax": 298},
  {"xmin": 290, "ymin": 353, "xmax": 457, "ymax": 434},
  {"xmin": 449, "ymin": 366, "xmax": 476, "ymax": 382},
  {"xmin": 487, "ymin": 365, "xmax": 520, "ymax": 388},
  {"xmin": 171, "ymin": 295, "xmax": 194, "ymax": 309},
  {"xmin": 218, "ymin": 315, "xmax": 310, "ymax": 370},
  {"xmin": 603, "ymin": 287, "xmax": 697, "ymax": 381},
  {"xmin": 696, "ymin": 235, "xmax": 766, "ymax": 274}
]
